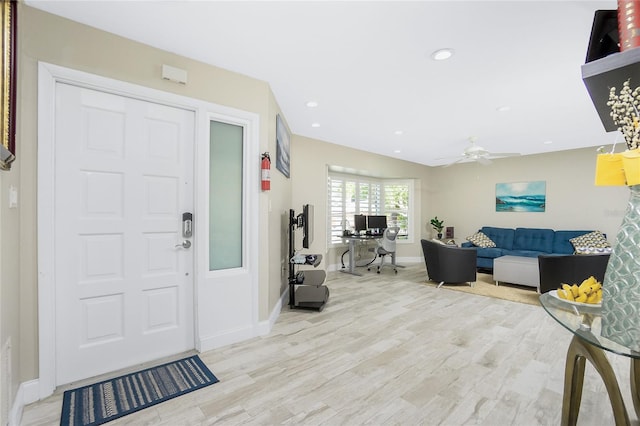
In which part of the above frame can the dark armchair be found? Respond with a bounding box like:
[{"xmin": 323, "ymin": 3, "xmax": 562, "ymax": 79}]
[
  {"xmin": 538, "ymin": 254, "xmax": 610, "ymax": 294},
  {"xmin": 420, "ymin": 239, "xmax": 477, "ymax": 288}
]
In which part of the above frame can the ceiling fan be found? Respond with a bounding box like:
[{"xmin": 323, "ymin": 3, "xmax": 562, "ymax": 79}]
[{"xmin": 442, "ymin": 137, "xmax": 521, "ymax": 167}]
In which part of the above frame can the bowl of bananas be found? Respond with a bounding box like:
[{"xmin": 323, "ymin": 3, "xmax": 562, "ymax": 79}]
[{"xmin": 549, "ymin": 276, "xmax": 602, "ymax": 307}]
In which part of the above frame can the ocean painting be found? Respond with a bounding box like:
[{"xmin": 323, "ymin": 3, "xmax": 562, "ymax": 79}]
[{"xmin": 496, "ymin": 181, "xmax": 546, "ymax": 212}]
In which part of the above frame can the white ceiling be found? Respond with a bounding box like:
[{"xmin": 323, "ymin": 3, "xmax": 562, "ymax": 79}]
[{"xmin": 26, "ymin": 0, "xmax": 620, "ymax": 166}]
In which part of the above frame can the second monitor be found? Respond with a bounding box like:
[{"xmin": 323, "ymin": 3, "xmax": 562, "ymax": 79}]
[
  {"xmin": 366, "ymin": 215, "xmax": 387, "ymax": 234},
  {"xmin": 354, "ymin": 214, "xmax": 367, "ymax": 232}
]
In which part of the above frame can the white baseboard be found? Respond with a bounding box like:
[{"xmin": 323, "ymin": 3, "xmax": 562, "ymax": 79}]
[
  {"xmin": 9, "ymin": 379, "xmax": 39, "ymax": 426},
  {"xmin": 198, "ymin": 324, "xmax": 258, "ymax": 352},
  {"xmin": 198, "ymin": 288, "xmax": 288, "ymax": 352},
  {"xmin": 257, "ymin": 286, "xmax": 288, "ymax": 336}
]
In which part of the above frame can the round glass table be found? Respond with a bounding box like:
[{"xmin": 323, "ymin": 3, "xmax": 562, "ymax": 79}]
[{"xmin": 540, "ymin": 292, "xmax": 640, "ymax": 426}]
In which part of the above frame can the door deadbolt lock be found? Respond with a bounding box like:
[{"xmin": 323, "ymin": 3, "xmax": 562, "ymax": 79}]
[{"xmin": 182, "ymin": 212, "xmax": 193, "ymax": 238}]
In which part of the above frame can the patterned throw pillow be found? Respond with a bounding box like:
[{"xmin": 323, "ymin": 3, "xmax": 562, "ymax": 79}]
[
  {"xmin": 569, "ymin": 231, "xmax": 611, "ymax": 254},
  {"xmin": 466, "ymin": 231, "xmax": 496, "ymax": 248}
]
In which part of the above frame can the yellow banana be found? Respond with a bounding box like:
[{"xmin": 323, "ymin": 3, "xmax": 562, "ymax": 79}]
[
  {"xmin": 575, "ymin": 292, "xmax": 588, "ymax": 303},
  {"xmin": 557, "ymin": 289, "xmax": 567, "ymax": 300},
  {"xmin": 579, "ymin": 278, "xmax": 593, "ymax": 293},
  {"xmin": 587, "ymin": 291, "xmax": 599, "ymax": 304},
  {"xmin": 571, "ymin": 284, "xmax": 579, "ymax": 298},
  {"xmin": 558, "ymin": 278, "xmax": 603, "ymax": 304},
  {"xmin": 564, "ymin": 288, "xmax": 575, "ymax": 301}
]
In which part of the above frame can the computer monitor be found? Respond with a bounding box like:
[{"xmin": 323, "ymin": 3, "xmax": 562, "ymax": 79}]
[
  {"xmin": 367, "ymin": 215, "xmax": 387, "ymax": 232},
  {"xmin": 302, "ymin": 204, "xmax": 314, "ymax": 249},
  {"xmin": 354, "ymin": 214, "xmax": 367, "ymax": 232}
]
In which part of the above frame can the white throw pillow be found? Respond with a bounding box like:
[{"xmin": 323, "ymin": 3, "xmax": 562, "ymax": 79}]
[{"xmin": 570, "ymin": 231, "xmax": 611, "ymax": 254}]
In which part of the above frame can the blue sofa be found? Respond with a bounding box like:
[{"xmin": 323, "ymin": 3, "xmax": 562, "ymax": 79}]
[{"xmin": 461, "ymin": 226, "xmax": 599, "ymax": 270}]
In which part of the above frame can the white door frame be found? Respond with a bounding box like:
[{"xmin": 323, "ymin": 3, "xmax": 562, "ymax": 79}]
[{"xmin": 37, "ymin": 62, "xmax": 260, "ymax": 399}]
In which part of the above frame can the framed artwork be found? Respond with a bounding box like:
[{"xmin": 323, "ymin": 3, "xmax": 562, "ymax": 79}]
[
  {"xmin": 0, "ymin": 0, "xmax": 16, "ymax": 170},
  {"xmin": 275, "ymin": 114, "xmax": 290, "ymax": 178},
  {"xmin": 496, "ymin": 181, "xmax": 546, "ymax": 212}
]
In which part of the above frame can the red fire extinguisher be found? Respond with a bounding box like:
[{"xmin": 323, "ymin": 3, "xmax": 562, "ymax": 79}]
[{"xmin": 261, "ymin": 152, "xmax": 271, "ymax": 191}]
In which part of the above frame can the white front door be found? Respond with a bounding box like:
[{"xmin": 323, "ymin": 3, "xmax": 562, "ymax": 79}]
[{"xmin": 53, "ymin": 83, "xmax": 195, "ymax": 385}]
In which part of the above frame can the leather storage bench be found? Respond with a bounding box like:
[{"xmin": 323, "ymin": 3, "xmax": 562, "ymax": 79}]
[{"xmin": 493, "ymin": 255, "xmax": 540, "ymax": 291}]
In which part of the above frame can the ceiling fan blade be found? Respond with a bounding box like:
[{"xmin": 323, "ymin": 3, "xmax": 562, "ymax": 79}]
[
  {"xmin": 488, "ymin": 152, "xmax": 521, "ymax": 158},
  {"xmin": 442, "ymin": 157, "xmax": 465, "ymax": 168}
]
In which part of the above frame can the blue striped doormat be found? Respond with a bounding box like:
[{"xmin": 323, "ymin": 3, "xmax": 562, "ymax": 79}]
[{"xmin": 60, "ymin": 355, "xmax": 218, "ymax": 426}]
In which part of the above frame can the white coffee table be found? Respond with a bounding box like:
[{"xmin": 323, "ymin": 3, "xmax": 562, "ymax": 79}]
[{"xmin": 493, "ymin": 255, "xmax": 540, "ymax": 292}]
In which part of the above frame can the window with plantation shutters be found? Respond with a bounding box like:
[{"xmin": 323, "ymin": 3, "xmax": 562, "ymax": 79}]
[
  {"xmin": 383, "ymin": 181, "xmax": 409, "ymax": 238},
  {"xmin": 327, "ymin": 172, "xmax": 413, "ymax": 245}
]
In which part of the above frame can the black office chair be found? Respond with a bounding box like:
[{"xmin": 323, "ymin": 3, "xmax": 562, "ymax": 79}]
[
  {"xmin": 538, "ymin": 254, "xmax": 610, "ymax": 294},
  {"xmin": 421, "ymin": 239, "xmax": 477, "ymax": 288}
]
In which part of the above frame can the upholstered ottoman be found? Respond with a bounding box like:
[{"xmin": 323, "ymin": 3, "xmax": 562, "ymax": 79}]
[{"xmin": 493, "ymin": 255, "xmax": 540, "ymax": 291}]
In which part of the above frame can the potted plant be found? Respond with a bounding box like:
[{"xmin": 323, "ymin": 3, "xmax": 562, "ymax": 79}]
[{"xmin": 430, "ymin": 216, "xmax": 444, "ymax": 239}]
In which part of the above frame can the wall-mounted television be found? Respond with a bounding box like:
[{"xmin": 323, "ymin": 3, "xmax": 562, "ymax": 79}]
[{"xmin": 302, "ymin": 203, "xmax": 314, "ymax": 249}]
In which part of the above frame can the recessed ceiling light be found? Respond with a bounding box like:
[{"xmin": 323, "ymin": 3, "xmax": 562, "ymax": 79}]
[
  {"xmin": 394, "ymin": 130, "xmax": 403, "ymax": 135},
  {"xmin": 306, "ymin": 101, "xmax": 318, "ymax": 108},
  {"xmin": 543, "ymin": 140, "xmax": 553, "ymax": 145},
  {"xmin": 496, "ymin": 105, "xmax": 511, "ymax": 112},
  {"xmin": 394, "ymin": 149, "xmax": 401, "ymax": 153},
  {"xmin": 431, "ymin": 48, "xmax": 454, "ymax": 61},
  {"xmin": 311, "ymin": 122, "xmax": 320, "ymax": 128}
]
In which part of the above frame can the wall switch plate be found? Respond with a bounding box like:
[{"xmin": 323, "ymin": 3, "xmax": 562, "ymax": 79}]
[{"xmin": 8, "ymin": 185, "xmax": 17, "ymax": 208}]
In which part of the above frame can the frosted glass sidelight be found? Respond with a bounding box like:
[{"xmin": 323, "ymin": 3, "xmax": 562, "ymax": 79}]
[{"xmin": 209, "ymin": 120, "xmax": 243, "ymax": 270}]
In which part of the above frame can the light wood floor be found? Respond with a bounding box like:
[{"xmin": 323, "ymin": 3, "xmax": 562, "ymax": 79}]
[{"xmin": 21, "ymin": 263, "xmax": 637, "ymax": 425}]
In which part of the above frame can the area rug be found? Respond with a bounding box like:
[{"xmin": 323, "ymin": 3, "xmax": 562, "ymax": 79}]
[
  {"xmin": 60, "ymin": 355, "xmax": 218, "ymax": 426},
  {"xmin": 422, "ymin": 273, "xmax": 541, "ymax": 306}
]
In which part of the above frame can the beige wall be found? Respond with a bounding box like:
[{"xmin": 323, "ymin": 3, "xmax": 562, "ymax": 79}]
[
  {"xmin": 291, "ymin": 135, "xmax": 433, "ymax": 267},
  {"xmin": 0, "ymin": 151, "xmax": 20, "ymax": 426},
  {"xmin": 266, "ymin": 100, "xmax": 293, "ymax": 309},
  {"xmin": 428, "ymin": 146, "xmax": 629, "ymax": 244},
  {"xmin": 2, "ymin": 4, "xmax": 293, "ymax": 404}
]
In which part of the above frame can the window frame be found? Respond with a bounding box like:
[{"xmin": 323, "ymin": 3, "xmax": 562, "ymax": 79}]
[{"xmin": 327, "ymin": 172, "xmax": 414, "ymax": 247}]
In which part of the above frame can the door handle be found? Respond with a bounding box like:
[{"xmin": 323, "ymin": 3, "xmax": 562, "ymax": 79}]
[{"xmin": 175, "ymin": 240, "xmax": 192, "ymax": 249}]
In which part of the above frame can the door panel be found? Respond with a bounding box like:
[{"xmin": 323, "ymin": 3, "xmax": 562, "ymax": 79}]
[{"xmin": 54, "ymin": 83, "xmax": 195, "ymax": 385}]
